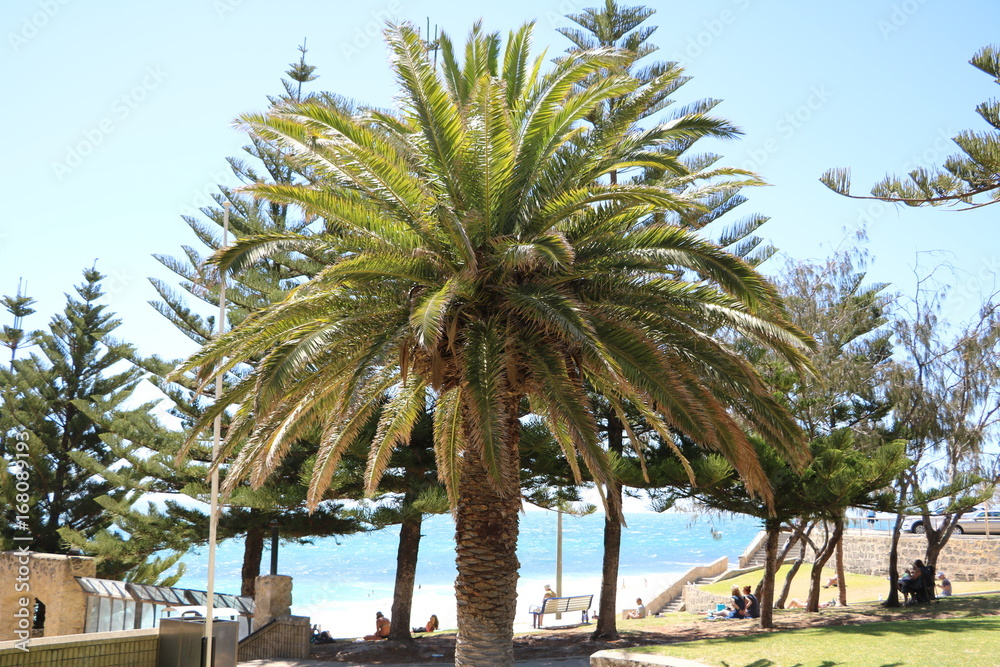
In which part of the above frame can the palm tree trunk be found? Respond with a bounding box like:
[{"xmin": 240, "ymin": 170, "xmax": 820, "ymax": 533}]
[
  {"xmin": 758, "ymin": 520, "xmax": 780, "ymax": 629},
  {"xmin": 592, "ymin": 413, "xmax": 623, "ymax": 641},
  {"xmin": 454, "ymin": 452, "xmax": 521, "ymax": 666},
  {"xmin": 389, "ymin": 502, "xmax": 422, "ymax": 641}
]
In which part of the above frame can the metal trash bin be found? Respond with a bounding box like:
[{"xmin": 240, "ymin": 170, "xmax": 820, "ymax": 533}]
[{"xmin": 158, "ymin": 617, "xmax": 238, "ymax": 667}]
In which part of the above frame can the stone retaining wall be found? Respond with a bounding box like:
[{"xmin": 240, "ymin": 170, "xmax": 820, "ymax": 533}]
[
  {"xmin": 840, "ymin": 534, "xmax": 1000, "ymax": 581},
  {"xmin": 238, "ymin": 614, "xmax": 311, "ymax": 661},
  {"xmin": 681, "ymin": 584, "xmax": 730, "ymax": 615},
  {"xmin": 0, "ymin": 629, "xmax": 158, "ymax": 666}
]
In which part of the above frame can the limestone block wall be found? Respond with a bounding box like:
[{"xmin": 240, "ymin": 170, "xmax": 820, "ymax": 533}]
[
  {"xmin": 839, "ymin": 534, "xmax": 1000, "ymax": 581},
  {"xmin": 238, "ymin": 615, "xmax": 310, "ymax": 661},
  {"xmin": 681, "ymin": 584, "xmax": 730, "ymax": 615},
  {"xmin": 0, "ymin": 628, "xmax": 158, "ymax": 666},
  {"xmin": 0, "ymin": 552, "xmax": 96, "ymax": 641},
  {"xmin": 253, "ymin": 574, "xmax": 293, "ymax": 631}
]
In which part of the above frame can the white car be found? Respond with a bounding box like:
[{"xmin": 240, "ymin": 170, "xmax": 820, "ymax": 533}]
[
  {"xmin": 954, "ymin": 510, "xmax": 1000, "ymax": 535},
  {"xmin": 901, "ymin": 514, "xmax": 942, "ymax": 534},
  {"xmin": 902, "ymin": 507, "xmax": 986, "ymax": 534}
]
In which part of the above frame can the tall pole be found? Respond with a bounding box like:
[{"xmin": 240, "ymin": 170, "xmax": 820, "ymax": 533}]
[
  {"xmin": 556, "ymin": 506, "xmax": 563, "ymax": 620},
  {"xmin": 205, "ymin": 201, "xmax": 230, "ymax": 665},
  {"xmin": 270, "ymin": 522, "xmax": 279, "ymax": 576}
]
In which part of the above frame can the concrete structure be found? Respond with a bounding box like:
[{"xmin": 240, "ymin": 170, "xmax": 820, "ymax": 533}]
[
  {"xmin": 252, "ymin": 574, "xmax": 293, "ymax": 631},
  {"xmin": 0, "ymin": 552, "xmax": 96, "ymax": 641},
  {"xmin": 590, "ymin": 650, "xmax": 711, "ymax": 666},
  {"xmin": 0, "ymin": 628, "xmax": 158, "ymax": 667},
  {"xmin": 238, "ymin": 615, "xmax": 311, "ymax": 661},
  {"xmin": 644, "ymin": 556, "xmax": 728, "ymax": 615}
]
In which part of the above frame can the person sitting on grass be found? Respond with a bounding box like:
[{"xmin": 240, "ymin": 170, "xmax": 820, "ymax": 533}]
[
  {"xmin": 726, "ymin": 586, "xmax": 747, "ymax": 619},
  {"xmin": 823, "ymin": 575, "xmax": 839, "ymax": 589},
  {"xmin": 787, "ymin": 598, "xmax": 835, "ymax": 609},
  {"xmin": 412, "ymin": 614, "xmax": 439, "ymax": 633},
  {"xmin": 900, "ymin": 560, "xmax": 931, "ymax": 604},
  {"xmin": 898, "ymin": 569, "xmax": 913, "ymax": 604},
  {"xmin": 624, "ymin": 598, "xmax": 646, "ymax": 619},
  {"xmin": 938, "ymin": 572, "xmax": 952, "ymax": 597},
  {"xmin": 742, "ymin": 586, "xmax": 760, "ymax": 619},
  {"xmin": 363, "ymin": 611, "xmax": 391, "ymax": 640}
]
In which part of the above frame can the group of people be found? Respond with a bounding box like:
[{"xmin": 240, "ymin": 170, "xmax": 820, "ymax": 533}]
[
  {"xmin": 898, "ymin": 559, "xmax": 935, "ymax": 604},
  {"xmin": 899, "ymin": 559, "xmax": 952, "ymax": 604},
  {"xmin": 360, "ymin": 611, "xmax": 439, "ymax": 641},
  {"xmin": 710, "ymin": 585, "xmax": 760, "ymax": 619}
]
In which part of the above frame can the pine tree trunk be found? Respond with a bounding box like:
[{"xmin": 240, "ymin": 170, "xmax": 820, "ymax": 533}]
[
  {"xmin": 454, "ymin": 450, "xmax": 521, "ymax": 666},
  {"xmin": 758, "ymin": 521, "xmax": 780, "ymax": 629},
  {"xmin": 885, "ymin": 512, "xmax": 905, "ymax": 607},
  {"xmin": 836, "ymin": 531, "xmax": 847, "ymax": 607},
  {"xmin": 776, "ymin": 521, "xmax": 814, "ymax": 609},
  {"xmin": 241, "ymin": 520, "xmax": 265, "ymax": 597},
  {"xmin": 592, "ymin": 414, "xmax": 623, "ymax": 641},
  {"xmin": 389, "ymin": 503, "xmax": 422, "ymax": 641},
  {"xmin": 806, "ymin": 520, "xmax": 843, "ymax": 612}
]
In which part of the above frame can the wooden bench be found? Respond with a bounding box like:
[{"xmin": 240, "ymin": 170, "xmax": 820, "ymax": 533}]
[{"xmin": 529, "ymin": 594, "xmax": 593, "ymax": 628}]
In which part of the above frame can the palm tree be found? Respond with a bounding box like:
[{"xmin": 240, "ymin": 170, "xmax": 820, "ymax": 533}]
[{"xmin": 178, "ymin": 22, "xmax": 811, "ymax": 665}]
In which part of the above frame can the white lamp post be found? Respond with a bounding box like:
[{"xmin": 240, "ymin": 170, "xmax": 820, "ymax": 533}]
[{"xmin": 204, "ymin": 201, "xmax": 230, "ymax": 663}]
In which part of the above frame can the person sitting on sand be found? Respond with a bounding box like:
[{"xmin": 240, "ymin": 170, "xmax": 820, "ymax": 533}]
[
  {"xmin": 742, "ymin": 586, "xmax": 760, "ymax": 619},
  {"xmin": 364, "ymin": 611, "xmax": 391, "ymax": 640},
  {"xmin": 412, "ymin": 614, "xmax": 439, "ymax": 633},
  {"xmin": 311, "ymin": 625, "xmax": 335, "ymax": 644},
  {"xmin": 624, "ymin": 598, "xmax": 646, "ymax": 619}
]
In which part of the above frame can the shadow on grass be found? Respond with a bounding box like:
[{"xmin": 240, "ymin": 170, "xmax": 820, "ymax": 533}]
[
  {"xmin": 719, "ymin": 662, "xmax": 904, "ymax": 667},
  {"xmin": 843, "ymin": 594, "xmax": 1000, "ymax": 620},
  {"xmin": 660, "ymin": 617, "xmax": 1000, "ymax": 667}
]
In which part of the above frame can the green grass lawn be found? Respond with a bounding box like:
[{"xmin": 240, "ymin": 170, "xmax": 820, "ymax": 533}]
[
  {"xmin": 629, "ymin": 594, "xmax": 1000, "ymax": 667},
  {"xmin": 637, "ymin": 614, "xmax": 1000, "ymax": 666},
  {"xmin": 698, "ymin": 565, "xmax": 999, "ymax": 606}
]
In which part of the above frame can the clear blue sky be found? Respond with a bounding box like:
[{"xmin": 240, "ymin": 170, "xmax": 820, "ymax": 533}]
[{"xmin": 2, "ymin": 0, "xmax": 997, "ymax": 360}]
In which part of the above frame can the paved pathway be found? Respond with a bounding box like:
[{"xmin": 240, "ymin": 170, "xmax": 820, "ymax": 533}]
[{"xmin": 240, "ymin": 658, "xmax": 589, "ymax": 667}]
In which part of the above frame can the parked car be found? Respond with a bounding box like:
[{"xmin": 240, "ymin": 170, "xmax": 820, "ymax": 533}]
[
  {"xmin": 901, "ymin": 514, "xmax": 941, "ymax": 534},
  {"xmin": 901, "ymin": 507, "xmax": 984, "ymax": 534},
  {"xmin": 953, "ymin": 510, "xmax": 1000, "ymax": 535}
]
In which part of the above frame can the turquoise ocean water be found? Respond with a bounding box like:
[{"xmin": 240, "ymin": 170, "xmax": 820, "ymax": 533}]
[{"xmin": 177, "ymin": 510, "xmax": 760, "ymax": 637}]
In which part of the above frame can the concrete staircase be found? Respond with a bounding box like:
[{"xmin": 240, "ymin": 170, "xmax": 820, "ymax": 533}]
[
  {"xmin": 656, "ymin": 575, "xmax": 717, "ymax": 613},
  {"xmin": 742, "ymin": 532, "xmax": 795, "ymax": 568}
]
